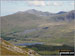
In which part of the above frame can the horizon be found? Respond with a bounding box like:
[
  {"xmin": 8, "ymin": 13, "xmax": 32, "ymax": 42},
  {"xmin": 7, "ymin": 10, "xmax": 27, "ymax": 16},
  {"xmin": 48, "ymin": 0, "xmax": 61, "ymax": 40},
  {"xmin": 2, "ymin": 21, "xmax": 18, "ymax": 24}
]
[
  {"xmin": 1, "ymin": 9, "xmax": 74, "ymax": 17},
  {"xmin": 1, "ymin": 0, "xmax": 74, "ymax": 16}
]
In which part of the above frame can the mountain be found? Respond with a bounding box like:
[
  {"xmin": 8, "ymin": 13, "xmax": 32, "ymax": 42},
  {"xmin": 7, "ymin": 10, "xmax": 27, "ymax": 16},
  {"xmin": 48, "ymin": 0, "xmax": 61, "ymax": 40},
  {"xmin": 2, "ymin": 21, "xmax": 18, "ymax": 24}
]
[
  {"xmin": 8, "ymin": 9, "xmax": 75, "ymax": 21},
  {"xmin": 0, "ymin": 38, "xmax": 40, "ymax": 56},
  {"xmin": 25, "ymin": 9, "xmax": 54, "ymax": 16},
  {"xmin": 47, "ymin": 10, "xmax": 75, "ymax": 21},
  {"xmin": 66, "ymin": 10, "xmax": 75, "ymax": 20},
  {"xmin": 0, "ymin": 10, "xmax": 75, "ymax": 33},
  {"xmin": 57, "ymin": 11, "xmax": 67, "ymax": 14},
  {"xmin": 0, "ymin": 9, "xmax": 75, "ymax": 47}
]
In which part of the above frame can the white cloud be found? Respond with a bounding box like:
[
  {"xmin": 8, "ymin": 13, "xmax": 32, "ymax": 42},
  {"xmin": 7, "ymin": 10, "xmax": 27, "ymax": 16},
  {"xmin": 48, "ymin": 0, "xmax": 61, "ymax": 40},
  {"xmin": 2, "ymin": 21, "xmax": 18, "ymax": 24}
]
[
  {"xmin": 71, "ymin": 3, "xmax": 74, "ymax": 5},
  {"xmin": 52, "ymin": 2, "xmax": 63, "ymax": 6},
  {"xmin": 53, "ymin": 2, "xmax": 60, "ymax": 6},
  {"xmin": 27, "ymin": 1, "xmax": 63, "ymax": 6},
  {"xmin": 27, "ymin": 1, "xmax": 46, "ymax": 6}
]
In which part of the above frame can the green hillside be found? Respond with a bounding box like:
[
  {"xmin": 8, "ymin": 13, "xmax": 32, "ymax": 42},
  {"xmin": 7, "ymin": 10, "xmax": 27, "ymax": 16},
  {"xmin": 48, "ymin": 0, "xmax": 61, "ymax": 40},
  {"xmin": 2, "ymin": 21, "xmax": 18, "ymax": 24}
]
[
  {"xmin": 0, "ymin": 10, "xmax": 75, "ymax": 55},
  {"xmin": 0, "ymin": 38, "xmax": 40, "ymax": 56}
]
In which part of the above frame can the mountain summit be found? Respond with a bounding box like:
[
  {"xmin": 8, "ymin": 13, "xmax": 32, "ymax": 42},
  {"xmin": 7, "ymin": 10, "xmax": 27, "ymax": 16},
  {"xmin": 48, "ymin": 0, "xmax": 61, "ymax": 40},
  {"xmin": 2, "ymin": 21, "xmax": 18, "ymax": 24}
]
[
  {"xmin": 0, "ymin": 10, "xmax": 75, "ymax": 34},
  {"xmin": 25, "ymin": 9, "xmax": 54, "ymax": 16}
]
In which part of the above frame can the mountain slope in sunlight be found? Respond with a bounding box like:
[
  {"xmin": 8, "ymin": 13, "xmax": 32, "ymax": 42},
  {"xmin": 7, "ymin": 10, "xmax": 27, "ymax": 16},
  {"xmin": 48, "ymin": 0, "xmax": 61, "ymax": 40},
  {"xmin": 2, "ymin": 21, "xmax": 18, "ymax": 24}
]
[{"xmin": 0, "ymin": 38, "xmax": 40, "ymax": 56}]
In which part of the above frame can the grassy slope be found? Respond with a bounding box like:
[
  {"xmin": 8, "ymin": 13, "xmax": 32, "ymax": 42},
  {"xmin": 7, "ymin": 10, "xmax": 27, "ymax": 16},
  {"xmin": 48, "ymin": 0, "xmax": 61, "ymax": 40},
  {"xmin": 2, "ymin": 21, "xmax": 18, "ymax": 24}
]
[
  {"xmin": 1, "ymin": 21, "xmax": 74, "ymax": 46},
  {"xmin": 0, "ymin": 39, "xmax": 28, "ymax": 56},
  {"xmin": 7, "ymin": 21, "xmax": 74, "ymax": 46},
  {"xmin": 26, "ymin": 44, "xmax": 74, "ymax": 55},
  {"xmin": 0, "ymin": 10, "xmax": 74, "ymax": 55},
  {"xmin": 0, "ymin": 10, "xmax": 74, "ymax": 47},
  {"xmin": 0, "ymin": 39, "xmax": 40, "ymax": 56}
]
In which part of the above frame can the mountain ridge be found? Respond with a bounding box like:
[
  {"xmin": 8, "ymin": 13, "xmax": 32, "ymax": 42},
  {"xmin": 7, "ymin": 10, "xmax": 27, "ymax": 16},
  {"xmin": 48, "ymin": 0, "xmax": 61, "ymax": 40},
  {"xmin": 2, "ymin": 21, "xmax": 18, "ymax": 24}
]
[{"xmin": 0, "ymin": 9, "xmax": 75, "ymax": 34}]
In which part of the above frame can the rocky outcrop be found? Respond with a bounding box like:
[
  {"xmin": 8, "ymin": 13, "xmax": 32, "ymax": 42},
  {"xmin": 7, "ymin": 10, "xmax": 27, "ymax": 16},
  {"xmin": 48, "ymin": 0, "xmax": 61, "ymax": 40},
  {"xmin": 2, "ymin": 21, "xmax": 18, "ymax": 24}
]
[{"xmin": 0, "ymin": 38, "xmax": 40, "ymax": 56}]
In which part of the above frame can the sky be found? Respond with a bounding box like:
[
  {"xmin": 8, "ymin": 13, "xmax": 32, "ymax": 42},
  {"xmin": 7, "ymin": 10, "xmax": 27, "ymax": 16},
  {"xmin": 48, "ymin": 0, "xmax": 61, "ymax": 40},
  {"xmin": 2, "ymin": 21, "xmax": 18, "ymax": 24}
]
[{"xmin": 1, "ymin": 0, "xmax": 75, "ymax": 16}]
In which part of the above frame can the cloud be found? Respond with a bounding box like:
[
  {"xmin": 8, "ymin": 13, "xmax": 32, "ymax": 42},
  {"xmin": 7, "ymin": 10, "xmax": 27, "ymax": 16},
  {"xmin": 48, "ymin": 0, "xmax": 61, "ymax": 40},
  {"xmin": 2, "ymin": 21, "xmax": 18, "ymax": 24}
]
[
  {"xmin": 51, "ymin": 2, "xmax": 63, "ymax": 6},
  {"xmin": 53, "ymin": 2, "xmax": 60, "ymax": 6},
  {"xmin": 71, "ymin": 3, "xmax": 74, "ymax": 5},
  {"xmin": 27, "ymin": 1, "xmax": 62, "ymax": 6},
  {"xmin": 27, "ymin": 1, "xmax": 46, "ymax": 6}
]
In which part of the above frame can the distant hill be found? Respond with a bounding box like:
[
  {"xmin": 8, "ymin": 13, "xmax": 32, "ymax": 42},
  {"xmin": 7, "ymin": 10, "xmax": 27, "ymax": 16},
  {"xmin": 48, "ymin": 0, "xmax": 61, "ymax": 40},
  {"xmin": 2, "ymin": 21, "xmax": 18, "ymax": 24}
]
[
  {"xmin": 0, "ymin": 10, "xmax": 75, "ymax": 33},
  {"xmin": 25, "ymin": 9, "xmax": 54, "ymax": 16},
  {"xmin": 0, "ymin": 9, "xmax": 75, "ymax": 47},
  {"xmin": 47, "ymin": 10, "xmax": 75, "ymax": 21},
  {"xmin": 57, "ymin": 11, "xmax": 67, "ymax": 14},
  {"xmin": 1, "ymin": 9, "xmax": 75, "ymax": 21}
]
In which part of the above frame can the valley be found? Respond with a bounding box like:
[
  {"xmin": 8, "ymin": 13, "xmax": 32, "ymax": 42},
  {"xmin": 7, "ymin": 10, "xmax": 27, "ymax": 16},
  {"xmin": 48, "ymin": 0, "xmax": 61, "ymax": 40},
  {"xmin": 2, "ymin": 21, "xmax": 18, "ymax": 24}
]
[{"xmin": 0, "ymin": 9, "xmax": 75, "ymax": 56}]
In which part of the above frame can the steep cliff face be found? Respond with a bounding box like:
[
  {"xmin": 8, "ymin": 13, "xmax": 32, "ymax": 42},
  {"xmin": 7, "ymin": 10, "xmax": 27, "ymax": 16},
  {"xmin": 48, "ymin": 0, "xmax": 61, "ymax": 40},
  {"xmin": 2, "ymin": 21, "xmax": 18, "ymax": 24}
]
[{"xmin": 0, "ymin": 38, "xmax": 40, "ymax": 56}]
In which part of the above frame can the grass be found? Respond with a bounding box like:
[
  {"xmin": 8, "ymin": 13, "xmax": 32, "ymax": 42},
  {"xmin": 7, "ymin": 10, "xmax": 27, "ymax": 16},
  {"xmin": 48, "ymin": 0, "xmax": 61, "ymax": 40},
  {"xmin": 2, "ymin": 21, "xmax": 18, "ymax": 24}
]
[
  {"xmin": 0, "ymin": 39, "xmax": 41, "ymax": 56},
  {"xmin": 38, "ymin": 51, "xmax": 58, "ymax": 55},
  {"xmin": 0, "ymin": 40, "xmax": 28, "ymax": 56},
  {"xmin": 0, "ymin": 45, "xmax": 28, "ymax": 56},
  {"xmin": 1, "ymin": 21, "xmax": 74, "ymax": 46},
  {"xmin": 26, "ymin": 44, "xmax": 74, "ymax": 55},
  {"xmin": 0, "ymin": 10, "xmax": 74, "ymax": 56}
]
